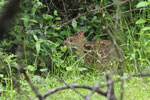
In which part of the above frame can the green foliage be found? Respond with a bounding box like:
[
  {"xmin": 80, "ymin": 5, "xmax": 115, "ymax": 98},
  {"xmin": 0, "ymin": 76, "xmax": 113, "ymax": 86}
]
[
  {"xmin": 127, "ymin": 0, "xmax": 150, "ymax": 71},
  {"xmin": 136, "ymin": 1, "xmax": 150, "ymax": 8},
  {"xmin": 0, "ymin": 0, "xmax": 150, "ymax": 76},
  {"xmin": 0, "ymin": 0, "xmax": 150, "ymax": 99}
]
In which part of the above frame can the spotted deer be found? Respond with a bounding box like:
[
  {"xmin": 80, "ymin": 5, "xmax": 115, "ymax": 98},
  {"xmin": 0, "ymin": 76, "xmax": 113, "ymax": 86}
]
[{"xmin": 63, "ymin": 30, "xmax": 125, "ymax": 70}]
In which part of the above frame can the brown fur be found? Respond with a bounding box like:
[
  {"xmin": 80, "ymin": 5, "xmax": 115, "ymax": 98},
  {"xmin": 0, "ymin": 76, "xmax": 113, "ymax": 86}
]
[{"xmin": 63, "ymin": 30, "xmax": 125, "ymax": 69}]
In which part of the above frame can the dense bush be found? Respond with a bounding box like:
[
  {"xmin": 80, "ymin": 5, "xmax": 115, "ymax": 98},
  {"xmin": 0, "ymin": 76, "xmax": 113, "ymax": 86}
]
[{"xmin": 0, "ymin": 0, "xmax": 150, "ymax": 78}]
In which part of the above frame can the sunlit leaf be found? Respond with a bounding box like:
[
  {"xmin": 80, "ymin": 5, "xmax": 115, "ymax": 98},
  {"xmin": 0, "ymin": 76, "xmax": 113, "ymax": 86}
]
[
  {"xmin": 26, "ymin": 65, "xmax": 36, "ymax": 71},
  {"xmin": 136, "ymin": 1, "xmax": 149, "ymax": 8},
  {"xmin": 30, "ymin": 19, "xmax": 38, "ymax": 23},
  {"xmin": 55, "ymin": 17, "xmax": 61, "ymax": 20},
  {"xmin": 36, "ymin": 41, "xmax": 40, "ymax": 54},
  {"xmin": 0, "ymin": 74, "xmax": 3, "ymax": 78},
  {"xmin": 66, "ymin": 67, "xmax": 72, "ymax": 71},
  {"xmin": 72, "ymin": 19, "xmax": 77, "ymax": 29},
  {"xmin": 61, "ymin": 46, "xmax": 67, "ymax": 52},
  {"xmin": 33, "ymin": 35, "xmax": 38, "ymax": 41},
  {"xmin": 136, "ymin": 19, "xmax": 146, "ymax": 24},
  {"xmin": 142, "ymin": 27, "xmax": 150, "ymax": 31},
  {"xmin": 40, "ymin": 68, "xmax": 48, "ymax": 72},
  {"xmin": 43, "ymin": 14, "xmax": 53, "ymax": 20},
  {"xmin": 0, "ymin": 85, "xmax": 4, "ymax": 92},
  {"xmin": 54, "ymin": 10, "xmax": 58, "ymax": 16}
]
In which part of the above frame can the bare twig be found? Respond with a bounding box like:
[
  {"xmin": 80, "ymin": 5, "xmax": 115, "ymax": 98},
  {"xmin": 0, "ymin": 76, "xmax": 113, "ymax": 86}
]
[
  {"xmin": 57, "ymin": 0, "xmax": 129, "ymax": 27},
  {"xmin": 114, "ymin": 0, "xmax": 121, "ymax": 32},
  {"xmin": 57, "ymin": 78, "xmax": 86, "ymax": 99},
  {"xmin": 42, "ymin": 84, "xmax": 107, "ymax": 99},
  {"xmin": 99, "ymin": 73, "xmax": 150, "ymax": 89},
  {"xmin": 85, "ymin": 86, "xmax": 99, "ymax": 100},
  {"xmin": 120, "ymin": 81, "xmax": 124, "ymax": 100},
  {"xmin": 21, "ymin": 68, "xmax": 44, "ymax": 100},
  {"xmin": 128, "ymin": 0, "xmax": 133, "ymax": 21},
  {"xmin": 106, "ymin": 74, "xmax": 117, "ymax": 100},
  {"xmin": 122, "ymin": 8, "xmax": 150, "ymax": 14},
  {"xmin": 62, "ymin": 0, "xmax": 67, "ymax": 13}
]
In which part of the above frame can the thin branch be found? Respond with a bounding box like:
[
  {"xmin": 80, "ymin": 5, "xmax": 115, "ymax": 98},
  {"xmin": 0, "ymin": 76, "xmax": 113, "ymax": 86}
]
[
  {"xmin": 57, "ymin": 78, "xmax": 86, "ymax": 99},
  {"xmin": 42, "ymin": 84, "xmax": 107, "ymax": 99},
  {"xmin": 106, "ymin": 74, "xmax": 116, "ymax": 100},
  {"xmin": 85, "ymin": 86, "xmax": 100, "ymax": 100},
  {"xmin": 122, "ymin": 8, "xmax": 150, "ymax": 14},
  {"xmin": 120, "ymin": 81, "xmax": 124, "ymax": 100},
  {"xmin": 21, "ymin": 68, "xmax": 44, "ymax": 100},
  {"xmin": 62, "ymin": 0, "xmax": 67, "ymax": 13},
  {"xmin": 57, "ymin": 0, "xmax": 129, "ymax": 27},
  {"xmin": 99, "ymin": 73, "xmax": 150, "ymax": 89}
]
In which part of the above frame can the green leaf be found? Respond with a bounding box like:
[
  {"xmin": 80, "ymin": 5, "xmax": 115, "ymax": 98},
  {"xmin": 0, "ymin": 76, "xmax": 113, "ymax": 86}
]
[
  {"xmin": 43, "ymin": 14, "xmax": 53, "ymax": 20},
  {"xmin": 55, "ymin": 17, "xmax": 61, "ymax": 20},
  {"xmin": 66, "ymin": 67, "xmax": 73, "ymax": 71},
  {"xmin": 0, "ymin": 74, "xmax": 3, "ymax": 78},
  {"xmin": 78, "ymin": 67, "xmax": 88, "ymax": 71},
  {"xmin": 53, "ymin": 26, "xmax": 61, "ymax": 30},
  {"xmin": 146, "ymin": 47, "xmax": 150, "ymax": 52},
  {"xmin": 33, "ymin": 35, "xmax": 38, "ymax": 41},
  {"xmin": 61, "ymin": 46, "xmax": 67, "ymax": 52},
  {"xmin": 54, "ymin": 10, "xmax": 58, "ymax": 16},
  {"xmin": 36, "ymin": 1, "xmax": 43, "ymax": 6},
  {"xmin": 136, "ymin": 19, "xmax": 146, "ymax": 24},
  {"xmin": 36, "ymin": 41, "xmax": 41, "ymax": 54},
  {"xmin": 40, "ymin": 68, "xmax": 48, "ymax": 72},
  {"xmin": 26, "ymin": 65, "xmax": 36, "ymax": 71},
  {"xmin": 136, "ymin": 1, "xmax": 149, "ymax": 8},
  {"xmin": 81, "ymin": 16, "xmax": 87, "ymax": 20},
  {"xmin": 33, "ymin": 75, "xmax": 41, "ymax": 81},
  {"xmin": 0, "ymin": 85, "xmax": 4, "ymax": 92},
  {"xmin": 20, "ymin": 17, "xmax": 29, "ymax": 22},
  {"xmin": 141, "ymin": 27, "xmax": 150, "ymax": 31},
  {"xmin": 29, "ymin": 19, "xmax": 38, "ymax": 23},
  {"xmin": 72, "ymin": 19, "xmax": 77, "ymax": 29}
]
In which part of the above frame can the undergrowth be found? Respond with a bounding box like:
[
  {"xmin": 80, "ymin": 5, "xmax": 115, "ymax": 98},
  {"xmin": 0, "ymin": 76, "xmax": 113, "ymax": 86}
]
[{"xmin": 0, "ymin": 0, "xmax": 150, "ymax": 99}]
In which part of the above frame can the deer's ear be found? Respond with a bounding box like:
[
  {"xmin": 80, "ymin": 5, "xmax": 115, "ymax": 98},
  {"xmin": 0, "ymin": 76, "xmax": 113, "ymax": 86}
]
[{"xmin": 78, "ymin": 30, "xmax": 85, "ymax": 38}]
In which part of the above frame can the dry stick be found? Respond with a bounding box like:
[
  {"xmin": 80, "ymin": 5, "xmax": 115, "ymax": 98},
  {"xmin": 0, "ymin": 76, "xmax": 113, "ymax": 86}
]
[
  {"xmin": 62, "ymin": 0, "xmax": 67, "ymax": 13},
  {"xmin": 15, "ymin": 42, "xmax": 43, "ymax": 100},
  {"xmin": 42, "ymin": 84, "xmax": 107, "ymax": 99},
  {"xmin": 16, "ymin": 85, "xmax": 32, "ymax": 100},
  {"xmin": 128, "ymin": 0, "xmax": 133, "ymax": 21},
  {"xmin": 105, "ymin": 0, "xmax": 125, "ymax": 72},
  {"xmin": 85, "ymin": 86, "xmax": 99, "ymax": 100},
  {"xmin": 114, "ymin": 0, "xmax": 120, "ymax": 31},
  {"xmin": 99, "ymin": 73, "xmax": 150, "ymax": 89},
  {"xmin": 112, "ymin": 0, "xmax": 124, "ymax": 72},
  {"xmin": 112, "ymin": 0, "xmax": 124, "ymax": 63},
  {"xmin": 57, "ymin": 78, "xmax": 86, "ymax": 99},
  {"xmin": 85, "ymin": 73, "xmax": 113, "ymax": 100},
  {"xmin": 105, "ymin": 21, "xmax": 124, "ymax": 63},
  {"xmin": 21, "ymin": 69, "xmax": 44, "ymax": 100},
  {"xmin": 106, "ymin": 74, "xmax": 117, "ymax": 100},
  {"xmin": 58, "ymin": 0, "xmax": 129, "ymax": 27},
  {"xmin": 120, "ymin": 80, "xmax": 124, "ymax": 100},
  {"xmin": 122, "ymin": 8, "xmax": 150, "ymax": 14}
]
